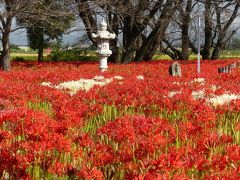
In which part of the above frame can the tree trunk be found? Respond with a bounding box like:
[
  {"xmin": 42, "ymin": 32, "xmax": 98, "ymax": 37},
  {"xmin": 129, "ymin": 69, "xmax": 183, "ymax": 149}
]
[
  {"xmin": 180, "ymin": 0, "xmax": 192, "ymax": 60},
  {"xmin": 1, "ymin": 20, "xmax": 12, "ymax": 71},
  {"xmin": 38, "ymin": 31, "xmax": 44, "ymax": 62},
  {"xmin": 122, "ymin": 17, "xmax": 139, "ymax": 63},
  {"xmin": 38, "ymin": 48, "xmax": 44, "ymax": 62},
  {"xmin": 77, "ymin": 0, "xmax": 97, "ymax": 45},
  {"xmin": 140, "ymin": 27, "xmax": 162, "ymax": 61},
  {"xmin": 202, "ymin": 0, "xmax": 212, "ymax": 60},
  {"xmin": 122, "ymin": 48, "xmax": 136, "ymax": 63},
  {"xmin": 211, "ymin": 46, "xmax": 221, "ymax": 60},
  {"xmin": 162, "ymin": 38, "xmax": 182, "ymax": 60},
  {"xmin": 211, "ymin": 3, "xmax": 239, "ymax": 60},
  {"xmin": 121, "ymin": 1, "xmax": 164, "ymax": 64},
  {"xmin": 211, "ymin": 40, "xmax": 223, "ymax": 60},
  {"xmin": 181, "ymin": 26, "xmax": 189, "ymax": 60},
  {"xmin": 108, "ymin": 47, "xmax": 122, "ymax": 64},
  {"xmin": 1, "ymin": 36, "xmax": 11, "ymax": 71},
  {"xmin": 108, "ymin": 13, "xmax": 121, "ymax": 63},
  {"xmin": 135, "ymin": 0, "xmax": 173, "ymax": 61},
  {"xmin": 134, "ymin": 29, "xmax": 157, "ymax": 62}
]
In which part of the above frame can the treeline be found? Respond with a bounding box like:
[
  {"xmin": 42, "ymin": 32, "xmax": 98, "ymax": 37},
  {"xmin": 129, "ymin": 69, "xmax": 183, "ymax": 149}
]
[{"xmin": 1, "ymin": 0, "xmax": 240, "ymax": 71}]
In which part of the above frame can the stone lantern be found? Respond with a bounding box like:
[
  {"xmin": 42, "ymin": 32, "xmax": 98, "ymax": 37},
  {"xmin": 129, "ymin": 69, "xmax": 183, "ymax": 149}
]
[{"xmin": 92, "ymin": 20, "xmax": 116, "ymax": 72}]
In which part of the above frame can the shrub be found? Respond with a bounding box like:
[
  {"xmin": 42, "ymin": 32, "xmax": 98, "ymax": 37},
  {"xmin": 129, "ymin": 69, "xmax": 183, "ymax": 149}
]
[
  {"xmin": 48, "ymin": 49, "xmax": 98, "ymax": 62},
  {"xmin": 12, "ymin": 56, "xmax": 26, "ymax": 62}
]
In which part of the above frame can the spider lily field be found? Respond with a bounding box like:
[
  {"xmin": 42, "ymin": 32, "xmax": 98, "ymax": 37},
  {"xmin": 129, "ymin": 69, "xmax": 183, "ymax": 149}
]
[{"xmin": 0, "ymin": 60, "xmax": 240, "ymax": 179}]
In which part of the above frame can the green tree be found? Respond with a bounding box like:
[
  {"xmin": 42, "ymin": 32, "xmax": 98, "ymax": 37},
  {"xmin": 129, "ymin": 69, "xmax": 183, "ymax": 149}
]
[
  {"xmin": 26, "ymin": 25, "xmax": 66, "ymax": 62},
  {"xmin": 229, "ymin": 37, "xmax": 240, "ymax": 50},
  {"xmin": 27, "ymin": 27, "xmax": 45, "ymax": 62},
  {"xmin": 22, "ymin": 1, "xmax": 74, "ymax": 62}
]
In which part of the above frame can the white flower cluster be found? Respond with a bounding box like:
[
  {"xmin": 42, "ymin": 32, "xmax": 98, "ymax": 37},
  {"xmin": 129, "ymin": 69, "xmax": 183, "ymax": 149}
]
[
  {"xmin": 169, "ymin": 78, "xmax": 240, "ymax": 106},
  {"xmin": 190, "ymin": 78, "xmax": 205, "ymax": 84},
  {"xmin": 210, "ymin": 85, "xmax": 219, "ymax": 91},
  {"xmin": 191, "ymin": 90, "xmax": 240, "ymax": 106},
  {"xmin": 114, "ymin": 76, "xmax": 124, "ymax": 80},
  {"xmin": 41, "ymin": 82, "xmax": 52, "ymax": 87},
  {"xmin": 207, "ymin": 94, "xmax": 240, "ymax": 106},
  {"xmin": 136, "ymin": 75, "xmax": 144, "ymax": 80},
  {"xmin": 191, "ymin": 90, "xmax": 205, "ymax": 100},
  {"xmin": 41, "ymin": 75, "xmax": 123, "ymax": 95},
  {"xmin": 168, "ymin": 91, "xmax": 181, "ymax": 98}
]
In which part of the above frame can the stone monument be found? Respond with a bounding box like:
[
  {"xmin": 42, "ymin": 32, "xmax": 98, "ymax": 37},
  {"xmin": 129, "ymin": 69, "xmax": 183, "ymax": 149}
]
[
  {"xmin": 218, "ymin": 62, "xmax": 239, "ymax": 74},
  {"xmin": 218, "ymin": 66, "xmax": 230, "ymax": 73},
  {"xmin": 92, "ymin": 20, "xmax": 116, "ymax": 72},
  {"xmin": 169, "ymin": 62, "xmax": 182, "ymax": 76}
]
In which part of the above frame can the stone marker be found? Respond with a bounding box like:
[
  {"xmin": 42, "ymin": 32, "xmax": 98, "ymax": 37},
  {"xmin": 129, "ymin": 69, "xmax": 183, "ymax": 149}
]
[
  {"xmin": 218, "ymin": 62, "xmax": 238, "ymax": 74},
  {"xmin": 218, "ymin": 67, "xmax": 225, "ymax": 73},
  {"xmin": 169, "ymin": 62, "xmax": 182, "ymax": 76},
  {"xmin": 229, "ymin": 62, "xmax": 237, "ymax": 69},
  {"xmin": 218, "ymin": 66, "xmax": 230, "ymax": 73},
  {"xmin": 236, "ymin": 61, "xmax": 240, "ymax": 68}
]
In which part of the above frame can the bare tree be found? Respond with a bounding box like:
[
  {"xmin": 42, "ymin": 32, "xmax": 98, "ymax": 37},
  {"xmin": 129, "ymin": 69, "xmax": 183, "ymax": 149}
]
[
  {"xmin": 190, "ymin": 0, "xmax": 240, "ymax": 60},
  {"xmin": 211, "ymin": 1, "xmax": 239, "ymax": 59},
  {"xmin": 74, "ymin": 0, "xmax": 179, "ymax": 63},
  {"xmin": 161, "ymin": 0, "xmax": 197, "ymax": 60},
  {"xmin": 160, "ymin": 0, "xmax": 240, "ymax": 60},
  {"xmin": 134, "ymin": 0, "xmax": 176, "ymax": 62}
]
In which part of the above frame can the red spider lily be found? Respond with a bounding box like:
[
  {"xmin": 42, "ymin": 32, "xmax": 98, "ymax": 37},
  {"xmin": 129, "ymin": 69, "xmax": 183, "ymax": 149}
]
[
  {"xmin": 116, "ymin": 142, "xmax": 134, "ymax": 162},
  {"xmin": 73, "ymin": 133, "xmax": 94, "ymax": 148},
  {"xmin": 235, "ymin": 122, "xmax": 240, "ymax": 131},
  {"xmin": 48, "ymin": 161, "xmax": 66, "ymax": 176},
  {"xmin": 0, "ymin": 130, "xmax": 11, "ymax": 143},
  {"xmin": 77, "ymin": 166, "xmax": 103, "ymax": 180},
  {"xmin": 196, "ymin": 158, "xmax": 210, "ymax": 172},
  {"xmin": 0, "ymin": 60, "xmax": 239, "ymax": 178},
  {"xmin": 91, "ymin": 142, "xmax": 115, "ymax": 166},
  {"xmin": 97, "ymin": 116, "xmax": 136, "ymax": 144},
  {"xmin": 211, "ymin": 155, "xmax": 229, "ymax": 171},
  {"xmin": 226, "ymin": 145, "xmax": 240, "ymax": 162},
  {"xmin": 197, "ymin": 132, "xmax": 221, "ymax": 152},
  {"xmin": 189, "ymin": 103, "xmax": 217, "ymax": 128}
]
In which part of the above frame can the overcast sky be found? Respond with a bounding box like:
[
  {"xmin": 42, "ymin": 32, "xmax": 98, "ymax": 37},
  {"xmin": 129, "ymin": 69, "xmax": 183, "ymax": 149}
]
[
  {"xmin": 10, "ymin": 29, "xmax": 81, "ymax": 46},
  {"xmin": 9, "ymin": 18, "xmax": 84, "ymax": 46}
]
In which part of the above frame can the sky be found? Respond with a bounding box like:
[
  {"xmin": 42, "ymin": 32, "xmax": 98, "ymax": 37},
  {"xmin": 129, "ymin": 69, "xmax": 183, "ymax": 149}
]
[
  {"xmin": 9, "ymin": 18, "xmax": 84, "ymax": 46},
  {"xmin": 10, "ymin": 29, "xmax": 81, "ymax": 46}
]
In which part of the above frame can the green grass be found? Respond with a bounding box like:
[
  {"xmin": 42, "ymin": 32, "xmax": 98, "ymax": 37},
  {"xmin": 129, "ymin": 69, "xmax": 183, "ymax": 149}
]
[
  {"xmin": 10, "ymin": 49, "xmax": 240, "ymax": 62},
  {"xmin": 153, "ymin": 50, "xmax": 240, "ymax": 60},
  {"xmin": 10, "ymin": 52, "xmax": 49, "ymax": 61},
  {"xmin": 27, "ymin": 101, "xmax": 54, "ymax": 117}
]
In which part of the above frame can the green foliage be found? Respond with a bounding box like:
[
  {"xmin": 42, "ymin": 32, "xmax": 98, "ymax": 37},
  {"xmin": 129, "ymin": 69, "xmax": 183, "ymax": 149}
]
[
  {"xmin": 11, "ymin": 55, "xmax": 41, "ymax": 61},
  {"xmin": 27, "ymin": 27, "xmax": 46, "ymax": 50},
  {"xmin": 10, "ymin": 48, "xmax": 37, "ymax": 53},
  {"xmin": 48, "ymin": 39, "xmax": 63, "ymax": 51},
  {"xmin": 12, "ymin": 56, "xmax": 26, "ymax": 62},
  {"xmin": 10, "ymin": 45, "xmax": 37, "ymax": 53},
  {"xmin": 9, "ymin": 44, "xmax": 20, "ymax": 50},
  {"xmin": 229, "ymin": 38, "xmax": 240, "ymax": 50},
  {"xmin": 48, "ymin": 49, "xmax": 98, "ymax": 62}
]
